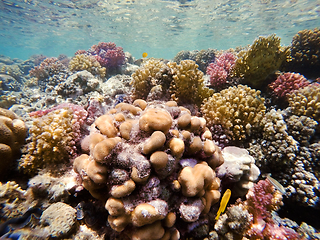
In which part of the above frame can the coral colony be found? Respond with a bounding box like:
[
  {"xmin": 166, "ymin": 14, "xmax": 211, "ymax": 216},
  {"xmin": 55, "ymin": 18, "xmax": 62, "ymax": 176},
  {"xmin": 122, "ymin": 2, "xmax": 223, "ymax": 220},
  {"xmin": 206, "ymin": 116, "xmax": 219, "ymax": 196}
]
[{"xmin": 0, "ymin": 29, "xmax": 320, "ymax": 240}]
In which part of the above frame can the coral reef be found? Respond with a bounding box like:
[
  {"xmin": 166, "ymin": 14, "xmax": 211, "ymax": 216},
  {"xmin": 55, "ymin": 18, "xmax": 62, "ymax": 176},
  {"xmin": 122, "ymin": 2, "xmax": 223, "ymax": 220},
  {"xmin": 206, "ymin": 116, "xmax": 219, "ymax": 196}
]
[
  {"xmin": 206, "ymin": 52, "xmax": 236, "ymax": 90},
  {"xmin": 168, "ymin": 60, "xmax": 213, "ymax": 106},
  {"xmin": 19, "ymin": 103, "xmax": 88, "ymax": 175},
  {"xmin": 85, "ymin": 42, "xmax": 126, "ymax": 70},
  {"xmin": 73, "ymin": 99, "xmax": 224, "ymax": 239},
  {"xmin": 173, "ymin": 48, "xmax": 216, "ymax": 72},
  {"xmin": 284, "ymin": 28, "xmax": 320, "ymax": 78},
  {"xmin": 268, "ymin": 72, "xmax": 310, "ymax": 99},
  {"xmin": 201, "ymin": 85, "xmax": 266, "ymax": 142},
  {"xmin": 29, "ymin": 57, "xmax": 67, "ymax": 80},
  {"xmin": 231, "ymin": 34, "xmax": 290, "ymax": 87},
  {"xmin": 69, "ymin": 54, "xmax": 106, "ymax": 77},
  {"xmin": 216, "ymin": 146, "xmax": 260, "ymax": 197},
  {"xmin": 131, "ymin": 59, "xmax": 213, "ymax": 106},
  {"xmin": 0, "ymin": 108, "xmax": 27, "ymax": 178},
  {"xmin": 287, "ymin": 83, "xmax": 320, "ymax": 122}
]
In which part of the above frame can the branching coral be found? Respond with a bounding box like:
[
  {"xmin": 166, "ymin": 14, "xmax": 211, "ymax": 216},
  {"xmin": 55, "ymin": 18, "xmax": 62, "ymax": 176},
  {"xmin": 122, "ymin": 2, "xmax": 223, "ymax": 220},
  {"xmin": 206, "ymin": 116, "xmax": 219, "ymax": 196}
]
[
  {"xmin": 285, "ymin": 28, "xmax": 320, "ymax": 78},
  {"xmin": 201, "ymin": 85, "xmax": 266, "ymax": 141},
  {"xmin": 73, "ymin": 99, "xmax": 224, "ymax": 239},
  {"xmin": 131, "ymin": 59, "xmax": 213, "ymax": 106},
  {"xmin": 20, "ymin": 103, "xmax": 88, "ymax": 175},
  {"xmin": 86, "ymin": 42, "xmax": 125, "ymax": 70},
  {"xmin": 268, "ymin": 72, "xmax": 310, "ymax": 99},
  {"xmin": 29, "ymin": 57, "xmax": 66, "ymax": 80},
  {"xmin": 231, "ymin": 34, "xmax": 290, "ymax": 87},
  {"xmin": 206, "ymin": 52, "xmax": 236, "ymax": 90},
  {"xmin": 168, "ymin": 60, "xmax": 213, "ymax": 106},
  {"xmin": 69, "ymin": 54, "xmax": 106, "ymax": 77},
  {"xmin": 287, "ymin": 83, "xmax": 320, "ymax": 122}
]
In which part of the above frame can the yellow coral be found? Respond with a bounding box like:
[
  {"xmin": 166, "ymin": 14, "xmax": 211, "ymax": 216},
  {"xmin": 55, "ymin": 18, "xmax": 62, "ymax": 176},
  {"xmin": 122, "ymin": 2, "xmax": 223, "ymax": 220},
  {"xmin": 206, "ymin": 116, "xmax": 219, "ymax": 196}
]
[
  {"xmin": 231, "ymin": 34, "xmax": 290, "ymax": 87},
  {"xmin": 287, "ymin": 84, "xmax": 320, "ymax": 122},
  {"xmin": 201, "ymin": 85, "xmax": 266, "ymax": 141},
  {"xmin": 168, "ymin": 60, "xmax": 213, "ymax": 106},
  {"xmin": 131, "ymin": 58, "xmax": 167, "ymax": 99},
  {"xmin": 69, "ymin": 54, "xmax": 106, "ymax": 77},
  {"xmin": 19, "ymin": 109, "xmax": 75, "ymax": 175}
]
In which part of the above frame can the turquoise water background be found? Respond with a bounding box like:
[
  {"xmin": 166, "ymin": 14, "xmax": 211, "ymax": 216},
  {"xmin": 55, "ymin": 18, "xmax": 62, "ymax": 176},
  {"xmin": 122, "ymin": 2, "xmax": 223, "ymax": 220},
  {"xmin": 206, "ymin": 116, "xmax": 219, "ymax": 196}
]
[{"xmin": 0, "ymin": 0, "xmax": 319, "ymax": 60}]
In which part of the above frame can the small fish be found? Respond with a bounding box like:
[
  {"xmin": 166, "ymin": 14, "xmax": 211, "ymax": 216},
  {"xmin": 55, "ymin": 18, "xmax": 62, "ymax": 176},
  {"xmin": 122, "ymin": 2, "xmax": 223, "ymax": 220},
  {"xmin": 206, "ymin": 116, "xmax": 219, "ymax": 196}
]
[
  {"xmin": 266, "ymin": 175, "xmax": 286, "ymax": 195},
  {"xmin": 142, "ymin": 52, "xmax": 148, "ymax": 58},
  {"xmin": 215, "ymin": 189, "xmax": 231, "ymax": 220}
]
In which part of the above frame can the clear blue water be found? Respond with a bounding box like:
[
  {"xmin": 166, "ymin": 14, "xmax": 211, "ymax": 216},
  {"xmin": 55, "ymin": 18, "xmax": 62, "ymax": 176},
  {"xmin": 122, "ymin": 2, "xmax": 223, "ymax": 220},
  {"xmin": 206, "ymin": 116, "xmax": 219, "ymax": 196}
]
[{"xmin": 0, "ymin": 0, "xmax": 319, "ymax": 60}]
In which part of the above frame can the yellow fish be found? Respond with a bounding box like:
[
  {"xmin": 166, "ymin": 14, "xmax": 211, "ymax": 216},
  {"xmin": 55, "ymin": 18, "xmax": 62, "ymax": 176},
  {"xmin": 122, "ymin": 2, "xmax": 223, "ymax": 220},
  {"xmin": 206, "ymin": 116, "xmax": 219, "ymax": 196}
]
[
  {"xmin": 142, "ymin": 52, "xmax": 148, "ymax": 58},
  {"xmin": 215, "ymin": 189, "xmax": 231, "ymax": 220}
]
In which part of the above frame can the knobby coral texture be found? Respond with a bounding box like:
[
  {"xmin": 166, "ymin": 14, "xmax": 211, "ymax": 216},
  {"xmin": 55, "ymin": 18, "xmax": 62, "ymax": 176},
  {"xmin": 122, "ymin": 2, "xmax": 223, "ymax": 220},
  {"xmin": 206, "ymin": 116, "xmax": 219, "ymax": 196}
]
[
  {"xmin": 29, "ymin": 57, "xmax": 67, "ymax": 80},
  {"xmin": 73, "ymin": 99, "xmax": 225, "ymax": 239}
]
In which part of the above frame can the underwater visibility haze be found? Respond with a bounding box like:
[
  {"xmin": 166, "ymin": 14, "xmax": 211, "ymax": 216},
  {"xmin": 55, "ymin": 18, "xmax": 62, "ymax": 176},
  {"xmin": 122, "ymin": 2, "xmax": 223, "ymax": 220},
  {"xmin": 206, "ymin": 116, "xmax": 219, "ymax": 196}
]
[{"xmin": 1, "ymin": 0, "xmax": 320, "ymax": 239}]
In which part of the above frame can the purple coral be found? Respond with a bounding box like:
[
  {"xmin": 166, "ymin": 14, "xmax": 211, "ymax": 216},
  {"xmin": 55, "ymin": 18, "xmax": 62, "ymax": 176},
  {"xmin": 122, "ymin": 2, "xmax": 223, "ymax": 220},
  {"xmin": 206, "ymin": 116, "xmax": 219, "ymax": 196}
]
[
  {"xmin": 268, "ymin": 72, "xmax": 310, "ymax": 98},
  {"xmin": 206, "ymin": 52, "xmax": 236, "ymax": 89},
  {"xmin": 29, "ymin": 57, "xmax": 66, "ymax": 80},
  {"xmin": 86, "ymin": 42, "xmax": 125, "ymax": 69}
]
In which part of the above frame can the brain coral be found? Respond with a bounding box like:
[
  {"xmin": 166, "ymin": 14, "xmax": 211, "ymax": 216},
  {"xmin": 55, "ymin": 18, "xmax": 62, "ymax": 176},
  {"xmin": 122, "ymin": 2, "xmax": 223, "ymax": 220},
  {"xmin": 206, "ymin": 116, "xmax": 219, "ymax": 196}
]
[
  {"xmin": 73, "ymin": 99, "xmax": 225, "ymax": 239},
  {"xmin": 287, "ymin": 83, "xmax": 320, "ymax": 123},
  {"xmin": 285, "ymin": 28, "xmax": 320, "ymax": 78},
  {"xmin": 20, "ymin": 104, "xmax": 88, "ymax": 175},
  {"xmin": 201, "ymin": 85, "xmax": 266, "ymax": 141},
  {"xmin": 68, "ymin": 54, "xmax": 106, "ymax": 77},
  {"xmin": 0, "ymin": 108, "xmax": 27, "ymax": 178},
  {"xmin": 131, "ymin": 59, "xmax": 213, "ymax": 107},
  {"xmin": 231, "ymin": 34, "xmax": 290, "ymax": 87}
]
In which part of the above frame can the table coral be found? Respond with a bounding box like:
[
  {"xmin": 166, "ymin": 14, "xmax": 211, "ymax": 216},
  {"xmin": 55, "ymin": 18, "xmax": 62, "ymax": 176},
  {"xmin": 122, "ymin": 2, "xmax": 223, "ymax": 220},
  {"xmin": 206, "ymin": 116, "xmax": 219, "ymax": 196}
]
[
  {"xmin": 20, "ymin": 103, "xmax": 88, "ymax": 175},
  {"xmin": 201, "ymin": 85, "xmax": 266, "ymax": 142},
  {"xmin": 285, "ymin": 28, "xmax": 320, "ymax": 78},
  {"xmin": 231, "ymin": 34, "xmax": 290, "ymax": 87},
  {"xmin": 73, "ymin": 99, "xmax": 224, "ymax": 239},
  {"xmin": 69, "ymin": 54, "xmax": 106, "ymax": 77},
  {"xmin": 0, "ymin": 108, "xmax": 27, "ymax": 178},
  {"xmin": 268, "ymin": 72, "xmax": 310, "ymax": 99},
  {"xmin": 287, "ymin": 83, "xmax": 320, "ymax": 122}
]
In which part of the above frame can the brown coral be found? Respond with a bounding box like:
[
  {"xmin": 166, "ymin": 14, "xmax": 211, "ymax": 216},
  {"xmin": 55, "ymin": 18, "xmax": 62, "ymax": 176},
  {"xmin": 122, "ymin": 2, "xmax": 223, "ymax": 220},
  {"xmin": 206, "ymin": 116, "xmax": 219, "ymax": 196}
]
[
  {"xmin": 0, "ymin": 108, "xmax": 27, "ymax": 178},
  {"xmin": 231, "ymin": 34, "xmax": 290, "ymax": 87},
  {"xmin": 69, "ymin": 54, "xmax": 106, "ymax": 77},
  {"xmin": 201, "ymin": 85, "xmax": 266, "ymax": 141}
]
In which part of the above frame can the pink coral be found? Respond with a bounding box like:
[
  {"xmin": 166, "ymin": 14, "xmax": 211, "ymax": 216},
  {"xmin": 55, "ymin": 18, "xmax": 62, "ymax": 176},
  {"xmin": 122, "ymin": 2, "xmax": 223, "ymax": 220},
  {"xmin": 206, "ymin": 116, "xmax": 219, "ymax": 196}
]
[
  {"xmin": 206, "ymin": 52, "xmax": 236, "ymax": 89},
  {"xmin": 87, "ymin": 42, "xmax": 125, "ymax": 69},
  {"xmin": 29, "ymin": 57, "xmax": 66, "ymax": 80},
  {"xmin": 268, "ymin": 72, "xmax": 310, "ymax": 98},
  {"xmin": 244, "ymin": 180, "xmax": 301, "ymax": 240}
]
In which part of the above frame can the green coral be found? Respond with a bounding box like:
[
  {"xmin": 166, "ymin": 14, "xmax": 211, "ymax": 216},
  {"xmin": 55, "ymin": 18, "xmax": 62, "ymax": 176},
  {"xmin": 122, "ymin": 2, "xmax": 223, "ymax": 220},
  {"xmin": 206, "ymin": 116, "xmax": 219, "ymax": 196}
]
[
  {"xmin": 231, "ymin": 34, "xmax": 290, "ymax": 87},
  {"xmin": 287, "ymin": 84, "xmax": 320, "ymax": 122},
  {"xmin": 201, "ymin": 85, "xmax": 266, "ymax": 141},
  {"xmin": 19, "ymin": 109, "xmax": 76, "ymax": 175}
]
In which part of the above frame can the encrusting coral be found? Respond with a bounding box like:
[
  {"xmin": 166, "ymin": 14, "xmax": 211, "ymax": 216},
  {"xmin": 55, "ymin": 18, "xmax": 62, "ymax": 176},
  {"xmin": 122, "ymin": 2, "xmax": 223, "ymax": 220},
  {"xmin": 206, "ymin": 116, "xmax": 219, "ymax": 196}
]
[
  {"xmin": 131, "ymin": 59, "xmax": 213, "ymax": 107},
  {"xmin": 19, "ymin": 103, "xmax": 88, "ymax": 175},
  {"xmin": 231, "ymin": 34, "xmax": 290, "ymax": 87},
  {"xmin": 69, "ymin": 54, "xmax": 106, "ymax": 78},
  {"xmin": 73, "ymin": 99, "xmax": 225, "ymax": 239},
  {"xmin": 201, "ymin": 85, "xmax": 266, "ymax": 142},
  {"xmin": 0, "ymin": 108, "xmax": 27, "ymax": 178}
]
